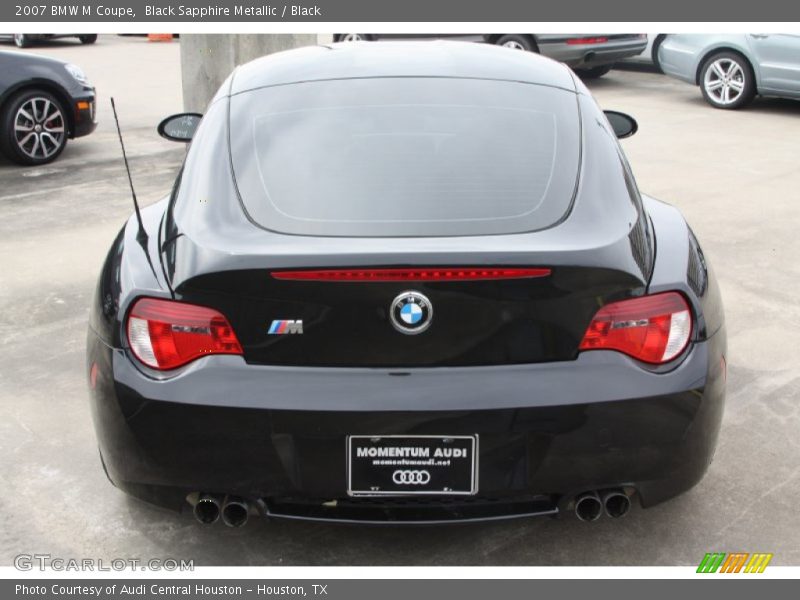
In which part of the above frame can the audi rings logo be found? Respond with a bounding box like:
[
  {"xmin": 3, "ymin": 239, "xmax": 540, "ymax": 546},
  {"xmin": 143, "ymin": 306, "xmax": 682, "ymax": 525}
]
[{"xmin": 392, "ymin": 469, "xmax": 431, "ymax": 485}]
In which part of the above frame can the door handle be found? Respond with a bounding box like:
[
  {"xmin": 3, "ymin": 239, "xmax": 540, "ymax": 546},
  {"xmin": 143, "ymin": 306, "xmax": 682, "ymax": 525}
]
[{"xmin": 751, "ymin": 34, "xmax": 769, "ymax": 39}]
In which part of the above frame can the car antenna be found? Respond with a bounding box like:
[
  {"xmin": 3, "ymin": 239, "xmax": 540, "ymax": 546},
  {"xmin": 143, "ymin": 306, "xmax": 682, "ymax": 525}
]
[{"xmin": 110, "ymin": 97, "xmax": 148, "ymax": 246}]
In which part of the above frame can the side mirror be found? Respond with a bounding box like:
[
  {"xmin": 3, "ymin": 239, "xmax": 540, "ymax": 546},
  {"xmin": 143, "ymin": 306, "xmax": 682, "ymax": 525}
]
[
  {"xmin": 157, "ymin": 113, "xmax": 203, "ymax": 142},
  {"xmin": 604, "ymin": 110, "xmax": 638, "ymax": 139}
]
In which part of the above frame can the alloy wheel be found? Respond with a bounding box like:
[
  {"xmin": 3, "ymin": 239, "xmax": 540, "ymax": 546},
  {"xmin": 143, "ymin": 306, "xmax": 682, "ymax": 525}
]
[
  {"xmin": 341, "ymin": 34, "xmax": 365, "ymax": 42},
  {"xmin": 703, "ymin": 58, "xmax": 746, "ymax": 106},
  {"xmin": 502, "ymin": 40, "xmax": 525, "ymax": 50},
  {"xmin": 13, "ymin": 97, "xmax": 66, "ymax": 161}
]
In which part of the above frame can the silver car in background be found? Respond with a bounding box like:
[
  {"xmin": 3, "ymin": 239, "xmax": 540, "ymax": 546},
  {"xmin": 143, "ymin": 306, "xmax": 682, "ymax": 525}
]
[{"xmin": 659, "ymin": 34, "xmax": 800, "ymax": 109}]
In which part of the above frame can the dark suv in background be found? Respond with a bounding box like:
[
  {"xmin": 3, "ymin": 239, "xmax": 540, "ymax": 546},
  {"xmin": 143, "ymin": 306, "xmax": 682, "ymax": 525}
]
[
  {"xmin": 333, "ymin": 33, "xmax": 648, "ymax": 78},
  {"xmin": 0, "ymin": 34, "xmax": 98, "ymax": 48}
]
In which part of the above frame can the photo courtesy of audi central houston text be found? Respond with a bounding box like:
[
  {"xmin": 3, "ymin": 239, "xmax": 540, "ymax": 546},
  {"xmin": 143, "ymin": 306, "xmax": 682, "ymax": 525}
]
[{"xmin": 85, "ymin": 41, "xmax": 726, "ymax": 527}]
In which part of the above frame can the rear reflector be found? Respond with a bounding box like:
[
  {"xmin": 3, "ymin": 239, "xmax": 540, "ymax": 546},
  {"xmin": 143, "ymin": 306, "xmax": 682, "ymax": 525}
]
[
  {"xmin": 271, "ymin": 268, "xmax": 551, "ymax": 282},
  {"xmin": 89, "ymin": 362, "xmax": 98, "ymax": 389},
  {"xmin": 579, "ymin": 292, "xmax": 692, "ymax": 364},
  {"xmin": 566, "ymin": 36, "xmax": 609, "ymax": 45},
  {"xmin": 126, "ymin": 298, "xmax": 242, "ymax": 370}
]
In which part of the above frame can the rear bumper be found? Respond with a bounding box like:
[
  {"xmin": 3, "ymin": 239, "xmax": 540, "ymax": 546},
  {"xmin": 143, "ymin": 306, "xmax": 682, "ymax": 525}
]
[
  {"xmin": 87, "ymin": 330, "xmax": 726, "ymax": 523},
  {"xmin": 658, "ymin": 37, "xmax": 704, "ymax": 84},
  {"xmin": 539, "ymin": 39, "xmax": 648, "ymax": 68}
]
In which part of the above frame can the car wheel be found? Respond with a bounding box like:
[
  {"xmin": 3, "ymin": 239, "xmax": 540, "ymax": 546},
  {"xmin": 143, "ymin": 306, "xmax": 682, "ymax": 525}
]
[
  {"xmin": 494, "ymin": 35, "xmax": 537, "ymax": 52},
  {"xmin": 79, "ymin": 34, "xmax": 98, "ymax": 44},
  {"xmin": 651, "ymin": 35, "xmax": 666, "ymax": 73},
  {"xmin": 335, "ymin": 34, "xmax": 374, "ymax": 42},
  {"xmin": 574, "ymin": 65, "xmax": 612, "ymax": 79},
  {"xmin": 700, "ymin": 52, "xmax": 756, "ymax": 109},
  {"xmin": 0, "ymin": 90, "xmax": 68, "ymax": 166},
  {"xmin": 13, "ymin": 34, "xmax": 30, "ymax": 48}
]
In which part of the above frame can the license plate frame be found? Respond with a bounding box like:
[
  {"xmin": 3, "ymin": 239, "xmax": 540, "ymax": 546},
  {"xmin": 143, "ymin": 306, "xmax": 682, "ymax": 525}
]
[{"xmin": 346, "ymin": 435, "xmax": 478, "ymax": 497}]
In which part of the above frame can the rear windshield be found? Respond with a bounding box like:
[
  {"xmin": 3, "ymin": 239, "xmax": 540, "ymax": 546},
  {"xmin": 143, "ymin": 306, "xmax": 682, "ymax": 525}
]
[{"xmin": 229, "ymin": 78, "xmax": 580, "ymax": 237}]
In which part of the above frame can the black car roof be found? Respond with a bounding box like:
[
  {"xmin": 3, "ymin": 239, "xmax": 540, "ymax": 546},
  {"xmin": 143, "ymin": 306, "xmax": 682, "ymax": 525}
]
[{"xmin": 229, "ymin": 41, "xmax": 578, "ymax": 95}]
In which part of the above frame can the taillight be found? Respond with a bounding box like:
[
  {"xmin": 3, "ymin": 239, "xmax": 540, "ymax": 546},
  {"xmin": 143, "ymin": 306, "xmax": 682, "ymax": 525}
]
[
  {"xmin": 271, "ymin": 268, "xmax": 551, "ymax": 282},
  {"xmin": 579, "ymin": 292, "xmax": 692, "ymax": 364},
  {"xmin": 126, "ymin": 298, "xmax": 242, "ymax": 371},
  {"xmin": 566, "ymin": 36, "xmax": 609, "ymax": 45}
]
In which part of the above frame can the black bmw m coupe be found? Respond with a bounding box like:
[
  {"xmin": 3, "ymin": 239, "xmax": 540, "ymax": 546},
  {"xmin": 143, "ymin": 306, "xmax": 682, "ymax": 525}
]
[{"xmin": 87, "ymin": 42, "xmax": 726, "ymax": 526}]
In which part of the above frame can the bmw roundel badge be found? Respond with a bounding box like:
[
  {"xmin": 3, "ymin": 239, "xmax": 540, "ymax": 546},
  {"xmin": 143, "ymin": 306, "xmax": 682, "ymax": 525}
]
[{"xmin": 390, "ymin": 291, "xmax": 433, "ymax": 335}]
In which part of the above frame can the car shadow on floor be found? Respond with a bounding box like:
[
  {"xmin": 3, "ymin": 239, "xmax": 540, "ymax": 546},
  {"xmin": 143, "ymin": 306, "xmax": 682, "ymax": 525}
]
[
  {"xmin": 738, "ymin": 97, "xmax": 800, "ymax": 116},
  {"xmin": 578, "ymin": 65, "xmax": 664, "ymax": 90},
  {"xmin": 679, "ymin": 93, "xmax": 800, "ymax": 116},
  {"xmin": 613, "ymin": 62, "xmax": 663, "ymax": 75}
]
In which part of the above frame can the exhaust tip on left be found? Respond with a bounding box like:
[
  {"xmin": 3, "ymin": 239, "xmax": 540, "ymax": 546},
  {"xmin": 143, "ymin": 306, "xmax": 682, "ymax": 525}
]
[
  {"xmin": 574, "ymin": 491, "xmax": 603, "ymax": 522},
  {"xmin": 193, "ymin": 494, "xmax": 221, "ymax": 525}
]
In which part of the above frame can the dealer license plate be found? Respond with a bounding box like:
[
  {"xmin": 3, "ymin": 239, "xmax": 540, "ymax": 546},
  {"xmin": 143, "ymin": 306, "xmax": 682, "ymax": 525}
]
[{"xmin": 347, "ymin": 435, "xmax": 478, "ymax": 496}]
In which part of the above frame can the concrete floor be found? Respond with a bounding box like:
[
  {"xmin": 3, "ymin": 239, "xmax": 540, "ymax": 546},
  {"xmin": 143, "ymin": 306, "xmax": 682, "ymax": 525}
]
[{"xmin": 0, "ymin": 35, "xmax": 798, "ymax": 566}]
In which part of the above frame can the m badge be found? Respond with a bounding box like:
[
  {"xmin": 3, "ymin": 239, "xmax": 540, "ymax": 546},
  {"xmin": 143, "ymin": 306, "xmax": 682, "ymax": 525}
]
[{"xmin": 268, "ymin": 320, "xmax": 304, "ymax": 335}]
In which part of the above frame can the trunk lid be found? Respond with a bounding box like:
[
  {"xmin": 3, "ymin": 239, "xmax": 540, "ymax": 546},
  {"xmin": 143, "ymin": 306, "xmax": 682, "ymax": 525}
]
[{"xmin": 174, "ymin": 264, "xmax": 645, "ymax": 368}]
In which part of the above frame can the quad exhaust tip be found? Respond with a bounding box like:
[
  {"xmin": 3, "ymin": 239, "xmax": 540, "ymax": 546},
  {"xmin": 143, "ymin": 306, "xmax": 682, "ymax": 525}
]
[
  {"xmin": 601, "ymin": 489, "xmax": 631, "ymax": 519},
  {"xmin": 574, "ymin": 491, "xmax": 603, "ymax": 522},
  {"xmin": 221, "ymin": 496, "xmax": 250, "ymax": 528},
  {"xmin": 193, "ymin": 494, "xmax": 221, "ymax": 525},
  {"xmin": 574, "ymin": 488, "xmax": 631, "ymax": 521}
]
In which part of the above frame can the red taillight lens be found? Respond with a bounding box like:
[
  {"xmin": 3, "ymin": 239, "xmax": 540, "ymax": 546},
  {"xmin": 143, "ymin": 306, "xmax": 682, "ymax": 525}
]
[
  {"xmin": 126, "ymin": 298, "xmax": 242, "ymax": 371},
  {"xmin": 579, "ymin": 292, "xmax": 692, "ymax": 364},
  {"xmin": 566, "ymin": 36, "xmax": 609, "ymax": 45},
  {"xmin": 271, "ymin": 268, "xmax": 551, "ymax": 282}
]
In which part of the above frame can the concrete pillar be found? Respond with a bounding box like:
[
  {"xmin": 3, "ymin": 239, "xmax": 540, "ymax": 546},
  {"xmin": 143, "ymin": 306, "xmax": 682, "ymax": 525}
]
[{"xmin": 180, "ymin": 34, "xmax": 322, "ymax": 112}]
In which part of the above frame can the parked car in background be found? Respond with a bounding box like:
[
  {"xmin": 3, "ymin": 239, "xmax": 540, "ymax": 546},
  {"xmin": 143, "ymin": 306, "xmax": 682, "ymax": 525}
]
[
  {"xmin": 0, "ymin": 50, "xmax": 97, "ymax": 165},
  {"xmin": 333, "ymin": 34, "xmax": 648, "ymax": 78},
  {"xmin": 620, "ymin": 34, "xmax": 668, "ymax": 72},
  {"xmin": 0, "ymin": 34, "xmax": 98, "ymax": 48},
  {"xmin": 659, "ymin": 34, "xmax": 800, "ymax": 109}
]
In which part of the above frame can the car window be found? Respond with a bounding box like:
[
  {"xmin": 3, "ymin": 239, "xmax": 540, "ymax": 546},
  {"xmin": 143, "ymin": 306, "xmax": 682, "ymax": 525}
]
[{"xmin": 229, "ymin": 78, "xmax": 580, "ymax": 237}]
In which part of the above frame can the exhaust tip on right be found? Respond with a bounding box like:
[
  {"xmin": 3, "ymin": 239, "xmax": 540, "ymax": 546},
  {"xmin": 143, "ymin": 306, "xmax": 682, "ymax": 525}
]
[
  {"xmin": 221, "ymin": 496, "xmax": 250, "ymax": 528},
  {"xmin": 602, "ymin": 490, "xmax": 631, "ymax": 518},
  {"xmin": 193, "ymin": 494, "xmax": 221, "ymax": 525},
  {"xmin": 574, "ymin": 491, "xmax": 603, "ymax": 522}
]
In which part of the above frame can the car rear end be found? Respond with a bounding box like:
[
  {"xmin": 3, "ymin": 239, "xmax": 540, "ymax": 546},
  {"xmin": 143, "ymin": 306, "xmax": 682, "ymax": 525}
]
[
  {"xmin": 657, "ymin": 35, "xmax": 711, "ymax": 84},
  {"xmin": 657, "ymin": 34, "xmax": 755, "ymax": 86},
  {"xmin": 87, "ymin": 51, "xmax": 725, "ymax": 525},
  {"xmin": 536, "ymin": 34, "xmax": 648, "ymax": 68}
]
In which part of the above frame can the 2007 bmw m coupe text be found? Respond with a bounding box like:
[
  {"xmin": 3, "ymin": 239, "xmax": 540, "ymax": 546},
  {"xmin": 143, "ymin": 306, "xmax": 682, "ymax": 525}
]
[{"xmin": 87, "ymin": 42, "xmax": 726, "ymax": 526}]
